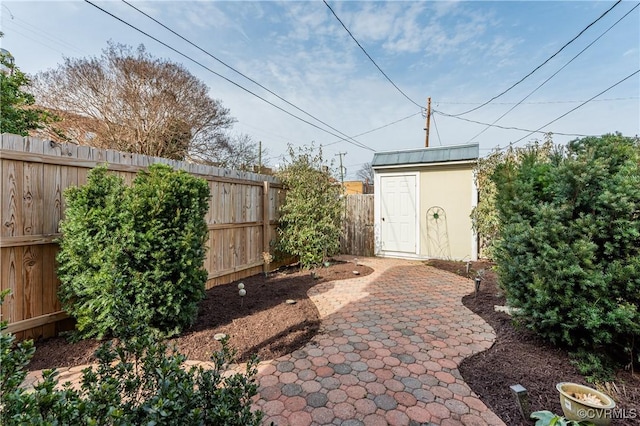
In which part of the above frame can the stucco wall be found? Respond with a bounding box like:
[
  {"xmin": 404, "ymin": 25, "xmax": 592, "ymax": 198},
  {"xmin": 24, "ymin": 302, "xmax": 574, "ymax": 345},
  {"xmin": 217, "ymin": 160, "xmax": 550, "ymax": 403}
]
[{"xmin": 419, "ymin": 163, "xmax": 476, "ymax": 260}]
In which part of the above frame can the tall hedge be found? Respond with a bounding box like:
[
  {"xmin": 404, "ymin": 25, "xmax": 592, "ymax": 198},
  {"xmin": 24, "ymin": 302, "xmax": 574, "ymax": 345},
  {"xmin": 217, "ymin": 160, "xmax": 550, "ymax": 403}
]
[
  {"xmin": 493, "ymin": 134, "xmax": 640, "ymax": 368},
  {"xmin": 57, "ymin": 164, "xmax": 209, "ymax": 339}
]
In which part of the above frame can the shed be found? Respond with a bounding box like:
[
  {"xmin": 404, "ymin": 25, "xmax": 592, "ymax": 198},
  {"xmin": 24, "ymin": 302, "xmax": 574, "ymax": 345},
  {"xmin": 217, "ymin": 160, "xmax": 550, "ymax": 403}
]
[{"xmin": 372, "ymin": 143, "xmax": 479, "ymax": 261}]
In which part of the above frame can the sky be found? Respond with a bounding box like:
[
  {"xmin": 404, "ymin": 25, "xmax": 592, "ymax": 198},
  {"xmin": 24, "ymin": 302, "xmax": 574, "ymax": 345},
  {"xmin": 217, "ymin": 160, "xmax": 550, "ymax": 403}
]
[{"xmin": 1, "ymin": 0, "xmax": 639, "ymax": 179}]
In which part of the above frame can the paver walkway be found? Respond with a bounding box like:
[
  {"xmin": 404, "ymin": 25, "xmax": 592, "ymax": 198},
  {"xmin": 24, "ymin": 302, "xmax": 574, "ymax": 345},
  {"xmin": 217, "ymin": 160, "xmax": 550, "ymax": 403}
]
[
  {"xmin": 20, "ymin": 256, "xmax": 504, "ymax": 426},
  {"xmin": 252, "ymin": 256, "xmax": 504, "ymax": 426}
]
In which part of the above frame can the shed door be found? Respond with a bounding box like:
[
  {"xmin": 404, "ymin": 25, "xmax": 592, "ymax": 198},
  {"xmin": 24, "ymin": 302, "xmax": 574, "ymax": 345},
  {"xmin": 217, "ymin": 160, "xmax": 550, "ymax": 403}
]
[{"xmin": 380, "ymin": 175, "xmax": 416, "ymax": 253}]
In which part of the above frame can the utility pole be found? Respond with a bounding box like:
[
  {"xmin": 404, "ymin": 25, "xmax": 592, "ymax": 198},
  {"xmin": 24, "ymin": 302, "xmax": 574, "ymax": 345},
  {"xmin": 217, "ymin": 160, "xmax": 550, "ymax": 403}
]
[
  {"xmin": 336, "ymin": 152, "xmax": 346, "ymax": 185},
  {"xmin": 258, "ymin": 141, "xmax": 262, "ymax": 173},
  {"xmin": 424, "ymin": 97, "xmax": 431, "ymax": 147}
]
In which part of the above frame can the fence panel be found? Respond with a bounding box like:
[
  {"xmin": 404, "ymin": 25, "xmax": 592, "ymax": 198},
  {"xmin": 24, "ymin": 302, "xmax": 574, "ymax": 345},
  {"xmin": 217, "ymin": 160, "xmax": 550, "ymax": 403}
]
[
  {"xmin": 0, "ymin": 134, "xmax": 282, "ymax": 340},
  {"xmin": 341, "ymin": 194, "xmax": 374, "ymax": 257}
]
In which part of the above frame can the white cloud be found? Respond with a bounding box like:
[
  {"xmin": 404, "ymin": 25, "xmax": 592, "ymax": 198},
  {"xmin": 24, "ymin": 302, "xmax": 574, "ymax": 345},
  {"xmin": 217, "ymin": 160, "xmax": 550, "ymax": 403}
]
[{"xmin": 281, "ymin": 2, "xmax": 331, "ymax": 41}]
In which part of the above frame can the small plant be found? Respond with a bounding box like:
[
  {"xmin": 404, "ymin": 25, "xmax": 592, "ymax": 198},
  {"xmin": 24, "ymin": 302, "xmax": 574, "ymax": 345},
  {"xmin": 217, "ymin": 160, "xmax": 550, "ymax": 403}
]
[
  {"xmin": 262, "ymin": 251, "xmax": 273, "ymax": 277},
  {"xmin": 0, "ymin": 290, "xmax": 35, "ymax": 406},
  {"xmin": 531, "ymin": 411, "xmax": 595, "ymax": 426},
  {"xmin": 570, "ymin": 349, "xmax": 615, "ymax": 383}
]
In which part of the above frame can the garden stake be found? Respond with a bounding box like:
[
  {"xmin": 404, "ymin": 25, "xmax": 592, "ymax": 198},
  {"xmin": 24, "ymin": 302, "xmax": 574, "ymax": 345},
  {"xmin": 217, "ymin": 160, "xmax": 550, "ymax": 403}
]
[{"xmin": 474, "ymin": 277, "xmax": 481, "ymax": 298}]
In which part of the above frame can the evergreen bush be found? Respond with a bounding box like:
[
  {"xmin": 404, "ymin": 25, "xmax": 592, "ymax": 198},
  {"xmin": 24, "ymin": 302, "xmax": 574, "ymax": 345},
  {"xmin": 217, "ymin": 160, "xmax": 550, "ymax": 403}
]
[
  {"xmin": 493, "ymin": 134, "xmax": 640, "ymax": 370},
  {"xmin": 57, "ymin": 163, "xmax": 209, "ymax": 339},
  {"xmin": 470, "ymin": 136, "xmax": 553, "ymax": 259}
]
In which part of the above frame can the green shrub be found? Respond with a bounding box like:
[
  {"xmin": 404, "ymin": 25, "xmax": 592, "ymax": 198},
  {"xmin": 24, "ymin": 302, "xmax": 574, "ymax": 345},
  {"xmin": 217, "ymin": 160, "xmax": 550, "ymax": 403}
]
[
  {"xmin": 1, "ymin": 291, "xmax": 263, "ymax": 426},
  {"xmin": 276, "ymin": 144, "xmax": 343, "ymax": 269},
  {"xmin": 493, "ymin": 134, "xmax": 640, "ymax": 368},
  {"xmin": 125, "ymin": 164, "xmax": 209, "ymax": 335},
  {"xmin": 57, "ymin": 163, "xmax": 209, "ymax": 339}
]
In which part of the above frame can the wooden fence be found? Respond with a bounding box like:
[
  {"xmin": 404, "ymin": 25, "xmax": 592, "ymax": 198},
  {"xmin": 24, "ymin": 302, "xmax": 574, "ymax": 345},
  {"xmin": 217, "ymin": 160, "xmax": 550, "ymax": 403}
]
[
  {"xmin": 341, "ymin": 194, "xmax": 374, "ymax": 257},
  {"xmin": 0, "ymin": 134, "xmax": 284, "ymax": 340}
]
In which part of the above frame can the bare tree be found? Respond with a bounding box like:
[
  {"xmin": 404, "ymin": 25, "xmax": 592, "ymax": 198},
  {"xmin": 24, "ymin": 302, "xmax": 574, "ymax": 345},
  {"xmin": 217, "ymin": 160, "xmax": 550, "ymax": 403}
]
[
  {"xmin": 31, "ymin": 43, "xmax": 235, "ymax": 161},
  {"xmin": 194, "ymin": 133, "xmax": 268, "ymax": 172},
  {"xmin": 356, "ymin": 162, "xmax": 375, "ymax": 185}
]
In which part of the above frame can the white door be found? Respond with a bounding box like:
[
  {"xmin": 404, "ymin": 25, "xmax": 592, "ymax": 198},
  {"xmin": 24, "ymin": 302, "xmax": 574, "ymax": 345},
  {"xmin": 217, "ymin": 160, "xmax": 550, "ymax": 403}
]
[{"xmin": 380, "ymin": 175, "xmax": 416, "ymax": 253}]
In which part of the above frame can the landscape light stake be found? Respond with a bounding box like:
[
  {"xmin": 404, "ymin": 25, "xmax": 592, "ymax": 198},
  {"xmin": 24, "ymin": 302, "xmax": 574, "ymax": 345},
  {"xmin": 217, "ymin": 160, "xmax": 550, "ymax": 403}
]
[
  {"xmin": 238, "ymin": 283, "xmax": 246, "ymax": 307},
  {"xmin": 510, "ymin": 384, "xmax": 530, "ymax": 420},
  {"xmin": 474, "ymin": 277, "xmax": 481, "ymax": 298}
]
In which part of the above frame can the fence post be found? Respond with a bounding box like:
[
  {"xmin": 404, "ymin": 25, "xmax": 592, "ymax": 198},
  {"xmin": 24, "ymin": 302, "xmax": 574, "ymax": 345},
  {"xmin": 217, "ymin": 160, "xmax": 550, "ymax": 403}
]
[{"xmin": 262, "ymin": 181, "xmax": 270, "ymax": 274}]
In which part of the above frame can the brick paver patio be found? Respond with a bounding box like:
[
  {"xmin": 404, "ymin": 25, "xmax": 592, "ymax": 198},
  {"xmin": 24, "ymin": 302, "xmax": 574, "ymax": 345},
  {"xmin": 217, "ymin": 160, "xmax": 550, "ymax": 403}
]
[
  {"xmin": 20, "ymin": 256, "xmax": 504, "ymax": 425},
  {"xmin": 252, "ymin": 256, "xmax": 504, "ymax": 426}
]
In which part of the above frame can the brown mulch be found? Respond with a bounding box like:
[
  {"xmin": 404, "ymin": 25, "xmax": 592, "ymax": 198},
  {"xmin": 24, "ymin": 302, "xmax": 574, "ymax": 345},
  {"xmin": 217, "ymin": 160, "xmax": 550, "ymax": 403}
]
[
  {"xmin": 27, "ymin": 260, "xmax": 372, "ymax": 371},
  {"xmin": 427, "ymin": 259, "xmax": 640, "ymax": 426}
]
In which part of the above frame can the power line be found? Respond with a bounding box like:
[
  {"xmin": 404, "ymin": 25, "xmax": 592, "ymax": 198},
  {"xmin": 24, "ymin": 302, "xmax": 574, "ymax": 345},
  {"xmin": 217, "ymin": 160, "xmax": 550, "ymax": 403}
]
[
  {"xmin": 445, "ymin": 0, "xmax": 622, "ymax": 117},
  {"xmin": 465, "ymin": 1, "xmax": 639, "ymax": 143},
  {"xmin": 84, "ymin": 0, "xmax": 376, "ymax": 152},
  {"xmin": 431, "ymin": 113, "xmax": 443, "ymax": 146},
  {"xmin": 323, "ymin": 112, "xmax": 422, "ymax": 147},
  {"xmin": 436, "ymin": 97, "xmax": 638, "ymax": 105},
  {"xmin": 121, "ymin": 0, "xmax": 375, "ymax": 153},
  {"xmin": 323, "ymin": 0, "xmax": 424, "ymax": 110},
  {"xmin": 3, "ymin": 21, "xmax": 88, "ymax": 57},
  {"xmin": 508, "ymin": 68, "xmax": 640, "ymax": 146},
  {"xmin": 5, "ymin": 13, "xmax": 88, "ymax": 55},
  {"xmin": 433, "ymin": 109, "xmax": 590, "ymax": 137}
]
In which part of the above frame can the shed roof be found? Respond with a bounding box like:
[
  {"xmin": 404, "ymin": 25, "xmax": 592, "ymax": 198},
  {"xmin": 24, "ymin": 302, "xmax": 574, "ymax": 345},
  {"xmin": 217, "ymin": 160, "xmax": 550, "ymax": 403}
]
[{"xmin": 372, "ymin": 143, "xmax": 479, "ymax": 168}]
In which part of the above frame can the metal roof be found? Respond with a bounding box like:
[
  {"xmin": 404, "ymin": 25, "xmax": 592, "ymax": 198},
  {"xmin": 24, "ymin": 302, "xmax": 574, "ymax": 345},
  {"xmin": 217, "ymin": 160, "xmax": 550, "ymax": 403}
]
[{"xmin": 372, "ymin": 143, "xmax": 479, "ymax": 167}]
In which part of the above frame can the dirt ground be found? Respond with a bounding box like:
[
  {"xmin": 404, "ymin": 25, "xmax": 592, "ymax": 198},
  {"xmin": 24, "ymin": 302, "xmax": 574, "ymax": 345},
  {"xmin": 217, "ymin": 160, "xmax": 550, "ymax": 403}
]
[
  {"xmin": 427, "ymin": 259, "xmax": 640, "ymax": 426},
  {"xmin": 26, "ymin": 258, "xmax": 639, "ymax": 425}
]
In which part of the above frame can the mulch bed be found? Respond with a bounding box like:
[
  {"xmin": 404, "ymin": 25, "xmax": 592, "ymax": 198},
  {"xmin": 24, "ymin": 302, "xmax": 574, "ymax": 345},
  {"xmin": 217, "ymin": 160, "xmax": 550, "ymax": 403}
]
[
  {"xmin": 27, "ymin": 260, "xmax": 372, "ymax": 371},
  {"xmin": 427, "ymin": 259, "xmax": 640, "ymax": 426}
]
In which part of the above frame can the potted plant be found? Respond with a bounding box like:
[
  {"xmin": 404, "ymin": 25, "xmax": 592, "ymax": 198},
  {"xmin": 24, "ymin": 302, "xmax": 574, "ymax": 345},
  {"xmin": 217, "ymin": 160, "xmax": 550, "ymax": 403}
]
[{"xmin": 556, "ymin": 382, "xmax": 615, "ymax": 426}]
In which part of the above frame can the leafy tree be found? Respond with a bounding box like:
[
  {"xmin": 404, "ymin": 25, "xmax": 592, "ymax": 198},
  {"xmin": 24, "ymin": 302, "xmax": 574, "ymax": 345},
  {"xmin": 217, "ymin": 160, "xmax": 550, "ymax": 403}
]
[
  {"xmin": 57, "ymin": 164, "xmax": 210, "ymax": 339},
  {"xmin": 277, "ymin": 144, "xmax": 343, "ymax": 269},
  {"xmin": 493, "ymin": 133, "xmax": 640, "ymax": 373},
  {"xmin": 0, "ymin": 47, "xmax": 51, "ymax": 136},
  {"xmin": 31, "ymin": 42, "xmax": 241, "ymax": 163}
]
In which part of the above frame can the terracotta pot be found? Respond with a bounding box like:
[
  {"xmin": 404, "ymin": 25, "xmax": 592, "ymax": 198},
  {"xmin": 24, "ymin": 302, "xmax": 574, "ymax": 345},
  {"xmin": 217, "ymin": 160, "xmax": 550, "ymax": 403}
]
[{"xmin": 556, "ymin": 382, "xmax": 615, "ymax": 426}]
